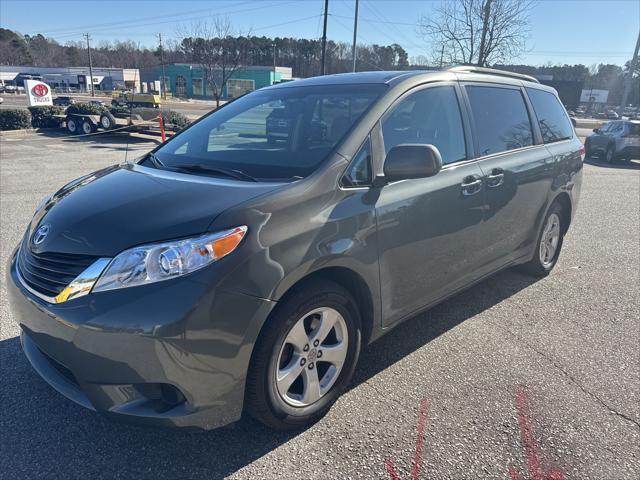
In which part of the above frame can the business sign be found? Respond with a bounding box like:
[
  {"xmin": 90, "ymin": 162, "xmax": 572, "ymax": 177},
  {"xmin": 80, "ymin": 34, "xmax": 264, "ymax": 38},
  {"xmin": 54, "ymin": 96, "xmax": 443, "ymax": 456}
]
[
  {"xmin": 580, "ymin": 89, "xmax": 609, "ymax": 104},
  {"xmin": 25, "ymin": 79, "xmax": 53, "ymax": 106}
]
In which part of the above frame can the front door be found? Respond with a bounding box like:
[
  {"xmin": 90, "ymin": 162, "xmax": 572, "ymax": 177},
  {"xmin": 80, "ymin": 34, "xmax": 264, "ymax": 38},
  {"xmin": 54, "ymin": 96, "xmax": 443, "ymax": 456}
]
[{"xmin": 374, "ymin": 84, "xmax": 486, "ymax": 326}]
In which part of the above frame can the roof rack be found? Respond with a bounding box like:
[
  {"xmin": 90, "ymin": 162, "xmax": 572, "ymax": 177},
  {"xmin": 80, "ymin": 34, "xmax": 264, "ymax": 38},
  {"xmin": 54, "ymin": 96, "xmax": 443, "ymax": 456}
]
[{"xmin": 447, "ymin": 66, "xmax": 540, "ymax": 84}]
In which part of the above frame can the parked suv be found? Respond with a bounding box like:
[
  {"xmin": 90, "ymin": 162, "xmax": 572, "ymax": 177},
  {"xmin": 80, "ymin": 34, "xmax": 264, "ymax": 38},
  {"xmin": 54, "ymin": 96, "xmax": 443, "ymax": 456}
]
[
  {"xmin": 7, "ymin": 67, "xmax": 583, "ymax": 430},
  {"xmin": 585, "ymin": 120, "xmax": 640, "ymax": 163},
  {"xmin": 52, "ymin": 96, "xmax": 76, "ymax": 106}
]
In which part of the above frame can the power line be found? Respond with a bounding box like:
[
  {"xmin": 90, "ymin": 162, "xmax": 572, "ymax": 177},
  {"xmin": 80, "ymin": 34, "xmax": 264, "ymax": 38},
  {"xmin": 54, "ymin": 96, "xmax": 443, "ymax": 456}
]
[{"xmin": 48, "ymin": 1, "xmax": 299, "ymax": 40}]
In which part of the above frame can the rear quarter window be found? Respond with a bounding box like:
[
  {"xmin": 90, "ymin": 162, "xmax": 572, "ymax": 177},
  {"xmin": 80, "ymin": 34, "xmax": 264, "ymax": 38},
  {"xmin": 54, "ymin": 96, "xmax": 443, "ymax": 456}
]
[{"xmin": 526, "ymin": 88, "xmax": 574, "ymax": 143}]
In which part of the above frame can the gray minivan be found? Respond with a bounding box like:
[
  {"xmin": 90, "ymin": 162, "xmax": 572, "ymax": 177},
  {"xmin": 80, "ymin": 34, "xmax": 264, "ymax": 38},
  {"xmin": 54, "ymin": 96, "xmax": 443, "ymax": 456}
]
[{"xmin": 7, "ymin": 67, "xmax": 583, "ymax": 430}]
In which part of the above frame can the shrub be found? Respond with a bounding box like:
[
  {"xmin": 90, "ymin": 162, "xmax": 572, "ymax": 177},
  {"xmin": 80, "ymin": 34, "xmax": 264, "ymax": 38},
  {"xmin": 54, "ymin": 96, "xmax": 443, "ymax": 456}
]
[
  {"xmin": 66, "ymin": 102, "xmax": 107, "ymax": 116},
  {"xmin": 0, "ymin": 109, "xmax": 32, "ymax": 131},
  {"xmin": 109, "ymin": 105, "xmax": 130, "ymax": 115},
  {"xmin": 162, "ymin": 110, "xmax": 191, "ymax": 129},
  {"xmin": 28, "ymin": 105, "xmax": 66, "ymax": 128}
]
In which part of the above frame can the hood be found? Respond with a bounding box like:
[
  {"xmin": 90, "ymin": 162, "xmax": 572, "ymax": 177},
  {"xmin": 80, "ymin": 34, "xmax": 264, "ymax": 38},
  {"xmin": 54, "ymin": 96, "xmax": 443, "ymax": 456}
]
[{"xmin": 28, "ymin": 163, "xmax": 284, "ymax": 257}]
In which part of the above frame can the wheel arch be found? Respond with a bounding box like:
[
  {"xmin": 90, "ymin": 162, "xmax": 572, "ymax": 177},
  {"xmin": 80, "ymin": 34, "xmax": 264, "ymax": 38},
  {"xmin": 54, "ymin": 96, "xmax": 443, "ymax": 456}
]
[
  {"xmin": 264, "ymin": 266, "xmax": 375, "ymax": 348},
  {"xmin": 551, "ymin": 191, "xmax": 572, "ymax": 235}
]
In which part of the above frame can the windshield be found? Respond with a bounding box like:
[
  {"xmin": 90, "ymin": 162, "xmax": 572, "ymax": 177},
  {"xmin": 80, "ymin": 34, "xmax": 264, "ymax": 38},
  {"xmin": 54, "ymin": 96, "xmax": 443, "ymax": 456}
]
[{"xmin": 151, "ymin": 84, "xmax": 386, "ymax": 181}]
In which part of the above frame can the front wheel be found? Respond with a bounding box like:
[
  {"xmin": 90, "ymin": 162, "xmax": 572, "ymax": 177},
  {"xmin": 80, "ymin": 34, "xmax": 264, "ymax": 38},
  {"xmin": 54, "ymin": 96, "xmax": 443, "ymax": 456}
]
[
  {"xmin": 605, "ymin": 144, "xmax": 615, "ymax": 164},
  {"xmin": 518, "ymin": 202, "xmax": 564, "ymax": 277},
  {"xmin": 245, "ymin": 279, "xmax": 361, "ymax": 430}
]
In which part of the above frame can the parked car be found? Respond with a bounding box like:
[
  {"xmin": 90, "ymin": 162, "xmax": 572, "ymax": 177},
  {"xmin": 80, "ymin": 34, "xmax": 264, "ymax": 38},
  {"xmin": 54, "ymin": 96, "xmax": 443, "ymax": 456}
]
[
  {"xmin": 0, "ymin": 97, "xmax": 3, "ymax": 104},
  {"xmin": 7, "ymin": 67, "xmax": 583, "ymax": 431},
  {"xmin": 53, "ymin": 96, "xmax": 75, "ymax": 106},
  {"xmin": 606, "ymin": 110, "xmax": 620, "ymax": 120},
  {"xmin": 89, "ymin": 99, "xmax": 106, "ymax": 106},
  {"xmin": 585, "ymin": 120, "xmax": 640, "ymax": 162},
  {"xmin": 3, "ymin": 85, "xmax": 16, "ymax": 93}
]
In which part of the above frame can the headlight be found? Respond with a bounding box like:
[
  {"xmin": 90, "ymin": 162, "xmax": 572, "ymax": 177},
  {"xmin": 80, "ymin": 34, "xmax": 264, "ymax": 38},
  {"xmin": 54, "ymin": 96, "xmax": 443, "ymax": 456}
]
[{"xmin": 92, "ymin": 226, "xmax": 247, "ymax": 293}]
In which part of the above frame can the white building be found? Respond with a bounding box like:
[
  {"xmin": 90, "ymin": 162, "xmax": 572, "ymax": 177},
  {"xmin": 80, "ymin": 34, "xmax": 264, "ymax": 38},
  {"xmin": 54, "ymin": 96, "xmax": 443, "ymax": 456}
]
[{"xmin": 0, "ymin": 66, "xmax": 141, "ymax": 92}]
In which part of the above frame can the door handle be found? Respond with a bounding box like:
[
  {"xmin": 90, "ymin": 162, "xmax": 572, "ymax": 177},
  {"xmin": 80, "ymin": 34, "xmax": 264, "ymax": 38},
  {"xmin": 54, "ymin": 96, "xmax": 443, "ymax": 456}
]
[
  {"xmin": 461, "ymin": 176, "xmax": 482, "ymax": 196},
  {"xmin": 487, "ymin": 168, "xmax": 505, "ymax": 188}
]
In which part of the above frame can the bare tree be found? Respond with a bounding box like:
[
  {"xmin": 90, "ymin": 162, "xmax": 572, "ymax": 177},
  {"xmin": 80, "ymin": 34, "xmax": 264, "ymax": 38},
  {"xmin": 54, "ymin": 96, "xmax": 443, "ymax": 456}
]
[
  {"xmin": 178, "ymin": 17, "xmax": 248, "ymax": 107},
  {"xmin": 418, "ymin": 0, "xmax": 534, "ymax": 67}
]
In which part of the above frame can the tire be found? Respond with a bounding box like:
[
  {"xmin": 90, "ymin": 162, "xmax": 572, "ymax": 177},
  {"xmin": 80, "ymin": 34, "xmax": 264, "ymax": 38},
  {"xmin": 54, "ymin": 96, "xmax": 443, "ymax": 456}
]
[
  {"xmin": 245, "ymin": 279, "xmax": 362, "ymax": 430},
  {"xmin": 66, "ymin": 117, "xmax": 78, "ymax": 134},
  {"xmin": 100, "ymin": 112, "xmax": 115, "ymax": 130},
  {"xmin": 80, "ymin": 119, "xmax": 94, "ymax": 135},
  {"xmin": 605, "ymin": 144, "xmax": 615, "ymax": 164},
  {"xmin": 518, "ymin": 202, "xmax": 565, "ymax": 277}
]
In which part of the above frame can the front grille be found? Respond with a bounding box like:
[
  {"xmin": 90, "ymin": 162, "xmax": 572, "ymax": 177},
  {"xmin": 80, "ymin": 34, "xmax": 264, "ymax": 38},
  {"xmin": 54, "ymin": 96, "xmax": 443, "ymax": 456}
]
[{"xmin": 17, "ymin": 234, "xmax": 99, "ymax": 298}]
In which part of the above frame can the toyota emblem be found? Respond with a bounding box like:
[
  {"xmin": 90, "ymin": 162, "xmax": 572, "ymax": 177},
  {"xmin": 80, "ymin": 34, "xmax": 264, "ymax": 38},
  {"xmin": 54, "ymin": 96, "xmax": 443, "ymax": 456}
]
[
  {"xmin": 32, "ymin": 224, "xmax": 50, "ymax": 246},
  {"xmin": 31, "ymin": 84, "xmax": 49, "ymax": 97}
]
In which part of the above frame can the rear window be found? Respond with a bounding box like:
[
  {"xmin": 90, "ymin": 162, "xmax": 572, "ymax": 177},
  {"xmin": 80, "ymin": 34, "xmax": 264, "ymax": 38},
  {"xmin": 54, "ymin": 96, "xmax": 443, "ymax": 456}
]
[
  {"xmin": 466, "ymin": 86, "xmax": 533, "ymax": 156},
  {"xmin": 526, "ymin": 88, "xmax": 573, "ymax": 143}
]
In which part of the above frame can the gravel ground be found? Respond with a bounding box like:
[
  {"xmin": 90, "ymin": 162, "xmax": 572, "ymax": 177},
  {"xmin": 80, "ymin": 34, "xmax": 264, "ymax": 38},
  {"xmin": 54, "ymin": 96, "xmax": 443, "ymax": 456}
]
[{"xmin": 0, "ymin": 132, "xmax": 638, "ymax": 479}]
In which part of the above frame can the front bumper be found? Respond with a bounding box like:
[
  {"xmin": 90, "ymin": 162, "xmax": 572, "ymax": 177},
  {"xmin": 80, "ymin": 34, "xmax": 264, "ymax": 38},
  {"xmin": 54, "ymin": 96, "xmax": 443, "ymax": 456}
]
[{"xmin": 7, "ymin": 251, "xmax": 275, "ymax": 429}]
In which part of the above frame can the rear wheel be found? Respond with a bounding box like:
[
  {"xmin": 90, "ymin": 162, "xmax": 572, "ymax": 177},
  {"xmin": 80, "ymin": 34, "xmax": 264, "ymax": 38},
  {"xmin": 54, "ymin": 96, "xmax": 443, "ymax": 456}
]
[
  {"xmin": 245, "ymin": 279, "xmax": 361, "ymax": 430},
  {"xmin": 100, "ymin": 112, "xmax": 115, "ymax": 130},
  {"xmin": 518, "ymin": 202, "xmax": 564, "ymax": 277}
]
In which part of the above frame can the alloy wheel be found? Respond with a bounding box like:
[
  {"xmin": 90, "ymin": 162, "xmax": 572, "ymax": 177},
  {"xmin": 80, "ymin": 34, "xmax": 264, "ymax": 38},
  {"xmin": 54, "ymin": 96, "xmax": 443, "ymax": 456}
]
[
  {"xmin": 539, "ymin": 213, "xmax": 561, "ymax": 268},
  {"xmin": 275, "ymin": 307, "xmax": 349, "ymax": 407}
]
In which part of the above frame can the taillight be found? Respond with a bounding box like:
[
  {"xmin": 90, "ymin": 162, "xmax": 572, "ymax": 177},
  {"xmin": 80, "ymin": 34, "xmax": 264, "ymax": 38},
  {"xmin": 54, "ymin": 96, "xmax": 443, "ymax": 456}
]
[{"xmin": 579, "ymin": 145, "xmax": 585, "ymax": 157}]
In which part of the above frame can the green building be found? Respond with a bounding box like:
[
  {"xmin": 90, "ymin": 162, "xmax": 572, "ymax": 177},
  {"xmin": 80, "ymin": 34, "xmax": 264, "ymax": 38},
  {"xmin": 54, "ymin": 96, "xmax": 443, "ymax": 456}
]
[{"xmin": 141, "ymin": 64, "xmax": 293, "ymax": 99}]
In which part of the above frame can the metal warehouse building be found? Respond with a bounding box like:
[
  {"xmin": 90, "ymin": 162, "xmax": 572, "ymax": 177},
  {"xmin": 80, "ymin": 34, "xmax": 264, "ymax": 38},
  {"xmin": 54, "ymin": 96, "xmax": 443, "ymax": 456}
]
[{"xmin": 140, "ymin": 64, "xmax": 293, "ymax": 99}]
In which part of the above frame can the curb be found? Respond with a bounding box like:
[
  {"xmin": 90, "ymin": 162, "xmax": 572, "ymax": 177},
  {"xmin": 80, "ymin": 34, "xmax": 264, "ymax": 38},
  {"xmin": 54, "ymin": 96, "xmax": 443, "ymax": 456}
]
[{"xmin": 0, "ymin": 128, "xmax": 64, "ymax": 137}]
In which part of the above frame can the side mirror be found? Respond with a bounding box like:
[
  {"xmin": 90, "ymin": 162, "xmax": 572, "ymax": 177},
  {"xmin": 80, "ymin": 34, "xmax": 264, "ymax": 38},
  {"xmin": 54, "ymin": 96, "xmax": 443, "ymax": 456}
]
[{"xmin": 383, "ymin": 144, "xmax": 443, "ymax": 183}]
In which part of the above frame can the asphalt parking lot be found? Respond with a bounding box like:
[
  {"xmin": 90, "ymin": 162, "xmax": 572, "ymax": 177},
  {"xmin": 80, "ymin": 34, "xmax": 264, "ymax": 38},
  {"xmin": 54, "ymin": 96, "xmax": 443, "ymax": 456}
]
[{"xmin": 0, "ymin": 132, "xmax": 638, "ymax": 479}]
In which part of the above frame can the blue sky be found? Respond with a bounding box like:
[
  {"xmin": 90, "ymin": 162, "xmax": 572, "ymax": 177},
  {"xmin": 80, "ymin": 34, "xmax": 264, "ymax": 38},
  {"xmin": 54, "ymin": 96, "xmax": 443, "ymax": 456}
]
[{"xmin": 1, "ymin": 0, "xmax": 638, "ymax": 66}]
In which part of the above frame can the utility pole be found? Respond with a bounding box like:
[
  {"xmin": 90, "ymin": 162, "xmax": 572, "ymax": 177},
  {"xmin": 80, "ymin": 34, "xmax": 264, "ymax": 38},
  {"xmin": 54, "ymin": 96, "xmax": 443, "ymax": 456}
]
[
  {"xmin": 320, "ymin": 0, "xmax": 329, "ymax": 75},
  {"xmin": 83, "ymin": 33, "xmax": 95, "ymax": 97},
  {"xmin": 620, "ymin": 30, "xmax": 640, "ymax": 111},
  {"xmin": 157, "ymin": 33, "xmax": 167, "ymax": 99},
  {"xmin": 272, "ymin": 42, "xmax": 277, "ymax": 71},
  {"xmin": 477, "ymin": 0, "xmax": 493, "ymax": 66},
  {"xmin": 351, "ymin": 0, "xmax": 359, "ymax": 72},
  {"xmin": 439, "ymin": 45, "xmax": 445, "ymax": 68}
]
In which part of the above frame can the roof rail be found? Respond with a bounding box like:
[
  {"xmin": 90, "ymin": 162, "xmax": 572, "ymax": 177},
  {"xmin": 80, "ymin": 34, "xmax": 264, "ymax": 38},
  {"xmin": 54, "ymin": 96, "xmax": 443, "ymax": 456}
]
[{"xmin": 447, "ymin": 66, "xmax": 540, "ymax": 84}]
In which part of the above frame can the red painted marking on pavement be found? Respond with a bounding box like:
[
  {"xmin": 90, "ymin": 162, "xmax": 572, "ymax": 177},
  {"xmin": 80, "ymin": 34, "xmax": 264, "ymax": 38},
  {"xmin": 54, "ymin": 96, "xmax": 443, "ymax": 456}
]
[
  {"xmin": 384, "ymin": 398, "xmax": 429, "ymax": 480},
  {"xmin": 510, "ymin": 386, "xmax": 566, "ymax": 480},
  {"xmin": 385, "ymin": 458, "xmax": 401, "ymax": 480},
  {"xmin": 411, "ymin": 398, "xmax": 429, "ymax": 480},
  {"xmin": 509, "ymin": 465, "xmax": 524, "ymax": 480}
]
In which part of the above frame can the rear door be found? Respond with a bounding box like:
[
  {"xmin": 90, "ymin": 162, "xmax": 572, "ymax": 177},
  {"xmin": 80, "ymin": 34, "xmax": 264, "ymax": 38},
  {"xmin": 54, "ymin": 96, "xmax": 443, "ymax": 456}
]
[
  {"xmin": 374, "ymin": 83, "xmax": 486, "ymax": 326},
  {"xmin": 461, "ymin": 83, "xmax": 554, "ymax": 268}
]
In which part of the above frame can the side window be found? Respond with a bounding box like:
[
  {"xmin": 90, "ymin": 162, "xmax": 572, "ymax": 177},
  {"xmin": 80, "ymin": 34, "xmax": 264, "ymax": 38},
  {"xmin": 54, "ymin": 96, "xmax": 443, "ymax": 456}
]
[
  {"xmin": 526, "ymin": 88, "xmax": 573, "ymax": 143},
  {"xmin": 466, "ymin": 86, "xmax": 533, "ymax": 156},
  {"xmin": 342, "ymin": 137, "xmax": 372, "ymax": 187},
  {"xmin": 381, "ymin": 86, "xmax": 466, "ymax": 165}
]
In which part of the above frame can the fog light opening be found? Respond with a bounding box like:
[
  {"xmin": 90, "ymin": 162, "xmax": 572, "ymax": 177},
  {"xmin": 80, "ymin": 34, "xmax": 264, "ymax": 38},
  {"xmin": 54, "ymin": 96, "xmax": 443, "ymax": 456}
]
[{"xmin": 160, "ymin": 384, "xmax": 186, "ymax": 406}]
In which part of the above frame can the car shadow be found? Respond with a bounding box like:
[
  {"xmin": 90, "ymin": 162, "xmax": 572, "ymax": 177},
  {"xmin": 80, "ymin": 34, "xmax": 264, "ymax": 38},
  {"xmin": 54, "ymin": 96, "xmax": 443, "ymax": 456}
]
[
  {"xmin": 0, "ymin": 268, "xmax": 537, "ymax": 479},
  {"xmin": 584, "ymin": 155, "xmax": 640, "ymax": 170}
]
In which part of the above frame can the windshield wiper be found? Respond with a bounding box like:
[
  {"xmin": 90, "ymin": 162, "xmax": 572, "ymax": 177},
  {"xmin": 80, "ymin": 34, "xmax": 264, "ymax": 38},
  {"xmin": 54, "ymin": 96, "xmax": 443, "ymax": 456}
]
[
  {"xmin": 162, "ymin": 163, "xmax": 258, "ymax": 182},
  {"xmin": 146, "ymin": 152, "xmax": 165, "ymax": 169}
]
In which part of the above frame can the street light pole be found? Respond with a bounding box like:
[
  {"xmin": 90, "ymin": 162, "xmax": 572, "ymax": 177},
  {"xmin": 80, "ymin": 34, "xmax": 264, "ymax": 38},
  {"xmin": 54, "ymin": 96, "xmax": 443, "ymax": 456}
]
[
  {"xmin": 620, "ymin": 30, "xmax": 640, "ymax": 111},
  {"xmin": 83, "ymin": 33, "xmax": 95, "ymax": 97},
  {"xmin": 158, "ymin": 33, "xmax": 167, "ymax": 99},
  {"xmin": 320, "ymin": 0, "xmax": 329, "ymax": 75},
  {"xmin": 351, "ymin": 0, "xmax": 359, "ymax": 72}
]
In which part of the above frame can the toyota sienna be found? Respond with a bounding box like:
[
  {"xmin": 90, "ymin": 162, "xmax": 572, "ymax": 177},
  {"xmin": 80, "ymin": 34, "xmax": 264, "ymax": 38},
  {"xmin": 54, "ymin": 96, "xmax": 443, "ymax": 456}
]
[{"xmin": 7, "ymin": 67, "xmax": 583, "ymax": 430}]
